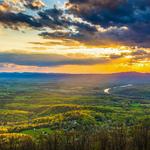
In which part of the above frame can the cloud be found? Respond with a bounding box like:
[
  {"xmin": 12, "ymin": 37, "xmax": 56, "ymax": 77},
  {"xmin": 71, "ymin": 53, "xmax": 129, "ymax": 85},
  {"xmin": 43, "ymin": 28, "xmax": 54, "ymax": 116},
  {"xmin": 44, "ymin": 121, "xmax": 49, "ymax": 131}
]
[
  {"xmin": 131, "ymin": 50, "xmax": 148, "ymax": 56},
  {"xmin": 66, "ymin": 0, "xmax": 150, "ymax": 27},
  {"xmin": 65, "ymin": 0, "xmax": 150, "ymax": 47},
  {"xmin": 37, "ymin": 8, "xmax": 97, "ymax": 32},
  {"xmin": 0, "ymin": 3, "xmax": 97, "ymax": 33},
  {"xmin": 0, "ymin": 53, "xmax": 109, "ymax": 67},
  {"xmin": 0, "ymin": 0, "xmax": 45, "ymax": 12},
  {"xmin": 131, "ymin": 49, "xmax": 150, "ymax": 61},
  {"xmin": 0, "ymin": 0, "xmax": 45, "ymax": 29},
  {"xmin": 36, "ymin": 4, "xmax": 150, "ymax": 48},
  {"xmin": 0, "ymin": 11, "xmax": 42, "ymax": 29},
  {"xmin": 24, "ymin": 0, "xmax": 45, "ymax": 10},
  {"xmin": 1, "ymin": 0, "xmax": 150, "ymax": 48},
  {"xmin": 38, "ymin": 25, "xmax": 129, "ymax": 48}
]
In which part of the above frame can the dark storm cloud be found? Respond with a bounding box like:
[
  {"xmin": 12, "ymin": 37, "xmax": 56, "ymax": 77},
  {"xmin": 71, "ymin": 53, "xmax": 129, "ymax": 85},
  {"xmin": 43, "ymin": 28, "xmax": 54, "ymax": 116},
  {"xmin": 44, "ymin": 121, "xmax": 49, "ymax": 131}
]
[
  {"xmin": 37, "ymin": 0, "xmax": 150, "ymax": 48},
  {"xmin": 65, "ymin": 0, "xmax": 150, "ymax": 47},
  {"xmin": 0, "ymin": 11, "xmax": 42, "ymax": 29},
  {"xmin": 66, "ymin": 0, "xmax": 150, "ymax": 27},
  {"xmin": 39, "ymin": 24, "xmax": 127, "ymax": 47},
  {"xmin": 0, "ymin": 53, "xmax": 109, "ymax": 67},
  {"xmin": 37, "ymin": 8, "xmax": 97, "ymax": 31}
]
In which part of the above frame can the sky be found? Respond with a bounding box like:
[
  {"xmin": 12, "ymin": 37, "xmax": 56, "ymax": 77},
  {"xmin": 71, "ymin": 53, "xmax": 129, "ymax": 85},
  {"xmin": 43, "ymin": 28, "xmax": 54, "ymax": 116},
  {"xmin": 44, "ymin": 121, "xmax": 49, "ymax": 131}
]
[{"xmin": 0, "ymin": 0, "xmax": 149, "ymax": 73}]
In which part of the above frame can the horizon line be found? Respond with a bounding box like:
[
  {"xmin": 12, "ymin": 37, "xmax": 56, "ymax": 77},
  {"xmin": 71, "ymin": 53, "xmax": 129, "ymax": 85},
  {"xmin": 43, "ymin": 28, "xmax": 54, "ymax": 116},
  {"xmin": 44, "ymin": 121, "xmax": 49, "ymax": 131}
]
[{"xmin": 0, "ymin": 71, "xmax": 149, "ymax": 75}]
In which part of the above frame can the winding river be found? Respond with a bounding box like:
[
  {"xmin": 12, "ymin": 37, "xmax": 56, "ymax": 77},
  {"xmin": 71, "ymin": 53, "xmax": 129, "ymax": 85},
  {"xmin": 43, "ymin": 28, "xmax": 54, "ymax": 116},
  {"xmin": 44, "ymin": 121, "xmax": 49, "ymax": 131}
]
[{"xmin": 104, "ymin": 84, "xmax": 133, "ymax": 94}]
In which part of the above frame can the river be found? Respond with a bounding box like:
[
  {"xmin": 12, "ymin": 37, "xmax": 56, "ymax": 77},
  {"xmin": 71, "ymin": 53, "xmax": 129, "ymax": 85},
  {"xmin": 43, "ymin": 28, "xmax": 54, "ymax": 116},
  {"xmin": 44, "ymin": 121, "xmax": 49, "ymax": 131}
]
[{"xmin": 104, "ymin": 84, "xmax": 133, "ymax": 94}]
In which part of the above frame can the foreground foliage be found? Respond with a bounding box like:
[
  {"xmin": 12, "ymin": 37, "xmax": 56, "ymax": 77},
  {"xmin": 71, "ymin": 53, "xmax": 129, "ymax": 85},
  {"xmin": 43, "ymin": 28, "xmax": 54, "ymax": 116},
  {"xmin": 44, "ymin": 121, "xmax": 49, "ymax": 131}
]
[{"xmin": 0, "ymin": 125, "xmax": 149, "ymax": 150}]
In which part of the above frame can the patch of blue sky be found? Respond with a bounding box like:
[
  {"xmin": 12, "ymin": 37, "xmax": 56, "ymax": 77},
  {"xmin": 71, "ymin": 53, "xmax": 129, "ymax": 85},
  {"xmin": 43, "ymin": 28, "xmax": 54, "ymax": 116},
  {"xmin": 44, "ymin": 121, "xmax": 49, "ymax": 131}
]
[
  {"xmin": 44, "ymin": 0, "xmax": 67, "ymax": 8},
  {"xmin": 27, "ymin": 0, "xmax": 67, "ymax": 16}
]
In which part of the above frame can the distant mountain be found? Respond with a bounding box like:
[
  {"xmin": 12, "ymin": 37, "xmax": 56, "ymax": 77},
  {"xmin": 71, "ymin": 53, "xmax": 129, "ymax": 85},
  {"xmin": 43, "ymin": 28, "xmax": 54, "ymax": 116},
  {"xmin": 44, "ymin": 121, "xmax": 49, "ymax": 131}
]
[
  {"xmin": 0, "ymin": 72, "xmax": 149, "ymax": 84},
  {"xmin": 0, "ymin": 72, "xmax": 68, "ymax": 79},
  {"xmin": 109, "ymin": 72, "xmax": 150, "ymax": 84}
]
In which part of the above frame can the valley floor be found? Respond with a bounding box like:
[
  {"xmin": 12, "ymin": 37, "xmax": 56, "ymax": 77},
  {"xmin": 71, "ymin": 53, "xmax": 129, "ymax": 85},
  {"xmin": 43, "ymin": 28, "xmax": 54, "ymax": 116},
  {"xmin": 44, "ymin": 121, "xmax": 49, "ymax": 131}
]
[{"xmin": 0, "ymin": 73, "xmax": 150, "ymax": 150}]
